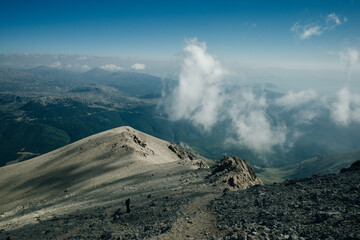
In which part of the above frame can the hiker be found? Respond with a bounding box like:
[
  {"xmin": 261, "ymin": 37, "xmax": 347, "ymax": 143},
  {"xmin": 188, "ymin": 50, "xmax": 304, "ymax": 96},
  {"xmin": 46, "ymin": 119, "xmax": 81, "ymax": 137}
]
[{"xmin": 125, "ymin": 198, "xmax": 131, "ymax": 213}]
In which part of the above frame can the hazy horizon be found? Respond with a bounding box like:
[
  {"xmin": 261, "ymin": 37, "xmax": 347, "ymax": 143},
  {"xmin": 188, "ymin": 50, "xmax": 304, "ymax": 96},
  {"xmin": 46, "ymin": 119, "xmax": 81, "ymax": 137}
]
[{"xmin": 1, "ymin": 0, "xmax": 360, "ymax": 92}]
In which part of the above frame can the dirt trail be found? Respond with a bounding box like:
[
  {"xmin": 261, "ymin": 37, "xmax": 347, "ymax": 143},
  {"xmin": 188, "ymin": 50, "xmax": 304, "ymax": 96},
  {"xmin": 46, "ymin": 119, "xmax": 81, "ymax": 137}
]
[{"xmin": 152, "ymin": 193, "xmax": 226, "ymax": 240}]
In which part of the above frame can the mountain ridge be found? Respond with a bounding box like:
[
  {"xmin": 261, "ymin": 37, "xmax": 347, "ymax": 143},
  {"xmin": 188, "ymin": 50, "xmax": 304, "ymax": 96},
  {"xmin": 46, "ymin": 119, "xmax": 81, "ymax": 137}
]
[{"xmin": 1, "ymin": 126, "xmax": 261, "ymax": 233}]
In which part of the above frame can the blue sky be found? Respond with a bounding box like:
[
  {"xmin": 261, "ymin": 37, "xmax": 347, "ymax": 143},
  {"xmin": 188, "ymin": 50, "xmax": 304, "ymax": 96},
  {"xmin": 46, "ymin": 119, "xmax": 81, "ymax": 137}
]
[{"xmin": 0, "ymin": 0, "xmax": 359, "ymax": 74}]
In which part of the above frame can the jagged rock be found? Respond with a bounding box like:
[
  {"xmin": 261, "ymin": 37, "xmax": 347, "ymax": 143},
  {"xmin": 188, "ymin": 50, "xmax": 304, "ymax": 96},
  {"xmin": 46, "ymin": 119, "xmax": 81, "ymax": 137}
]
[
  {"xmin": 340, "ymin": 160, "xmax": 360, "ymax": 173},
  {"xmin": 168, "ymin": 142, "xmax": 196, "ymax": 160},
  {"xmin": 168, "ymin": 143, "xmax": 209, "ymax": 169},
  {"xmin": 133, "ymin": 135, "xmax": 147, "ymax": 148},
  {"xmin": 192, "ymin": 160, "xmax": 210, "ymax": 169},
  {"xmin": 209, "ymin": 156, "xmax": 263, "ymax": 190},
  {"xmin": 121, "ymin": 144, "xmax": 135, "ymax": 152}
]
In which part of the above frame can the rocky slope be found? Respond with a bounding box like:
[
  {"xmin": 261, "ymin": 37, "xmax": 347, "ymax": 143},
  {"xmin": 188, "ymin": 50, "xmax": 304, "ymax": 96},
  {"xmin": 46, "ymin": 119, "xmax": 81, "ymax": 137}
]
[
  {"xmin": 0, "ymin": 126, "xmax": 210, "ymax": 230},
  {"xmin": 0, "ymin": 126, "xmax": 261, "ymax": 239},
  {"xmin": 0, "ymin": 127, "xmax": 358, "ymax": 239},
  {"xmin": 212, "ymin": 161, "xmax": 360, "ymax": 240}
]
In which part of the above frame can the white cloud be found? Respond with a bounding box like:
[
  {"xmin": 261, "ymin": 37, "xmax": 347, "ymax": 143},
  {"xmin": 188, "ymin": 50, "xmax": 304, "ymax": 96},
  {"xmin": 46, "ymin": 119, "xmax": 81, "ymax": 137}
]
[
  {"xmin": 326, "ymin": 13, "xmax": 347, "ymax": 26},
  {"xmin": 291, "ymin": 22, "xmax": 323, "ymax": 40},
  {"xmin": 228, "ymin": 89, "xmax": 286, "ymax": 154},
  {"xmin": 50, "ymin": 61, "xmax": 62, "ymax": 68},
  {"xmin": 131, "ymin": 63, "xmax": 146, "ymax": 70},
  {"xmin": 275, "ymin": 90, "xmax": 318, "ymax": 109},
  {"xmin": 167, "ymin": 38, "xmax": 225, "ymax": 131},
  {"xmin": 331, "ymin": 88, "xmax": 360, "ymax": 126},
  {"xmin": 100, "ymin": 64, "xmax": 123, "ymax": 71},
  {"xmin": 300, "ymin": 25, "xmax": 322, "ymax": 39},
  {"xmin": 164, "ymin": 38, "xmax": 287, "ymax": 155},
  {"xmin": 291, "ymin": 13, "xmax": 347, "ymax": 40}
]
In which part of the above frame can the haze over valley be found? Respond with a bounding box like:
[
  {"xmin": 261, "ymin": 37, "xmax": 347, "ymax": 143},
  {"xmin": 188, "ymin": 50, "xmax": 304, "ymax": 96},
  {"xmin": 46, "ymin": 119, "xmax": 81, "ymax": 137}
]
[{"xmin": 1, "ymin": 39, "xmax": 360, "ymax": 174}]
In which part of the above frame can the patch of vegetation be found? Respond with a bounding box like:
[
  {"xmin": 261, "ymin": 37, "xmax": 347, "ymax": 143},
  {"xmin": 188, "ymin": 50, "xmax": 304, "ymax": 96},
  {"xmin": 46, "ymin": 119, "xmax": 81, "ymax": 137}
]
[
  {"xmin": 0, "ymin": 122, "xmax": 70, "ymax": 165},
  {"xmin": 256, "ymin": 167, "xmax": 292, "ymax": 184}
]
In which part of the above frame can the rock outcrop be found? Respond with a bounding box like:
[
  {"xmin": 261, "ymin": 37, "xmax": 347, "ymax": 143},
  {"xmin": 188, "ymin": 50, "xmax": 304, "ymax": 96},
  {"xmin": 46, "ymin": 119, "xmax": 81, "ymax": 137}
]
[
  {"xmin": 168, "ymin": 142, "xmax": 196, "ymax": 160},
  {"xmin": 209, "ymin": 156, "xmax": 263, "ymax": 190},
  {"xmin": 193, "ymin": 159, "xmax": 210, "ymax": 169},
  {"xmin": 168, "ymin": 142, "xmax": 209, "ymax": 169}
]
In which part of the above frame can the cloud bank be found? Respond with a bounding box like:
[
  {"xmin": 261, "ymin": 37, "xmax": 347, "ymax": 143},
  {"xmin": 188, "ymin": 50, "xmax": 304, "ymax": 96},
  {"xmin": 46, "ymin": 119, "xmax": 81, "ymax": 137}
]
[
  {"xmin": 163, "ymin": 38, "xmax": 360, "ymax": 159},
  {"xmin": 164, "ymin": 38, "xmax": 287, "ymax": 155},
  {"xmin": 291, "ymin": 13, "xmax": 347, "ymax": 40}
]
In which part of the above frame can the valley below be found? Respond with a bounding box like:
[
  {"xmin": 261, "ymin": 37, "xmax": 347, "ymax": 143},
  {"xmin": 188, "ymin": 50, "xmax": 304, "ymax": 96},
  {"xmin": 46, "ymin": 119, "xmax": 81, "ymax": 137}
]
[{"xmin": 1, "ymin": 67, "xmax": 360, "ymax": 174}]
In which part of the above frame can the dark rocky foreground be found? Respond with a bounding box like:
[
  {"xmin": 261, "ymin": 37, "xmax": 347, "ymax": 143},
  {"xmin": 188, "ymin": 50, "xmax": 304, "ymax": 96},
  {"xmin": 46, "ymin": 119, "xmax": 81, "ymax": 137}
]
[
  {"xmin": 212, "ymin": 161, "xmax": 360, "ymax": 240},
  {"xmin": 1, "ymin": 161, "xmax": 359, "ymax": 240}
]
